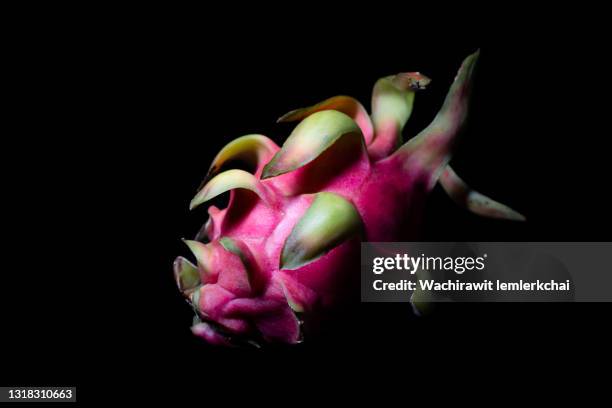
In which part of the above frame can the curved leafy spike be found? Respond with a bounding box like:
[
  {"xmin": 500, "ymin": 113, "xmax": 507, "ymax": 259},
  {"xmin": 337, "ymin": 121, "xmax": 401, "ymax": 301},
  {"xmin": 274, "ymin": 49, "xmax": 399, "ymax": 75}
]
[
  {"xmin": 277, "ymin": 273, "xmax": 318, "ymax": 313},
  {"xmin": 195, "ymin": 216, "xmax": 214, "ymax": 242},
  {"xmin": 440, "ymin": 165, "xmax": 526, "ymax": 221},
  {"xmin": 219, "ymin": 237, "xmax": 256, "ymax": 281},
  {"xmin": 281, "ymin": 192, "xmax": 362, "ymax": 270},
  {"xmin": 200, "ymin": 135, "xmax": 279, "ymax": 188},
  {"xmin": 173, "ymin": 256, "xmax": 200, "ymax": 292},
  {"xmin": 262, "ymin": 110, "xmax": 364, "ymax": 180},
  {"xmin": 277, "ymin": 96, "xmax": 374, "ymax": 145},
  {"xmin": 219, "ymin": 237, "xmax": 248, "ymax": 264},
  {"xmin": 278, "ymin": 279, "xmax": 304, "ymax": 312},
  {"xmin": 218, "ymin": 237, "xmax": 253, "ymax": 296},
  {"xmin": 189, "ymin": 287, "xmax": 201, "ymax": 311},
  {"xmin": 394, "ymin": 50, "xmax": 480, "ymax": 186},
  {"xmin": 368, "ymin": 72, "xmax": 431, "ymax": 160},
  {"xmin": 182, "ymin": 239, "xmax": 213, "ymax": 279},
  {"xmin": 190, "ymin": 169, "xmax": 264, "ymax": 210}
]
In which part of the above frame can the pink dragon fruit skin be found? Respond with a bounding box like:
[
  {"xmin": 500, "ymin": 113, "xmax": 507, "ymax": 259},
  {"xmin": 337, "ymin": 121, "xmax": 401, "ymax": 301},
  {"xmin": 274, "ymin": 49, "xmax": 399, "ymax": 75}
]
[{"xmin": 173, "ymin": 50, "xmax": 525, "ymax": 346}]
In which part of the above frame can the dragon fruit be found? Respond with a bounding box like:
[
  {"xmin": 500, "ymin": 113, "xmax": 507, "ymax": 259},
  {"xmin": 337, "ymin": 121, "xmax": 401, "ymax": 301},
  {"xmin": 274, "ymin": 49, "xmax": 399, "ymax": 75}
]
[{"xmin": 173, "ymin": 50, "xmax": 524, "ymax": 346}]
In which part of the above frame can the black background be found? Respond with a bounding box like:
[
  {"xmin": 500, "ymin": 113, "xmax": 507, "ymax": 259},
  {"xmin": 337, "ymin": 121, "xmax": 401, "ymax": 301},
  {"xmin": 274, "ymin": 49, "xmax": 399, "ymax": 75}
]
[{"xmin": 2, "ymin": 7, "xmax": 611, "ymax": 402}]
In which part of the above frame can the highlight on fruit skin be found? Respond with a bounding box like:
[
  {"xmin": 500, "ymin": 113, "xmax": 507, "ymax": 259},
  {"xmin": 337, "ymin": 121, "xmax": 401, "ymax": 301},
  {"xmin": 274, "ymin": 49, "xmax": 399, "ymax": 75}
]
[{"xmin": 174, "ymin": 50, "xmax": 525, "ymax": 347}]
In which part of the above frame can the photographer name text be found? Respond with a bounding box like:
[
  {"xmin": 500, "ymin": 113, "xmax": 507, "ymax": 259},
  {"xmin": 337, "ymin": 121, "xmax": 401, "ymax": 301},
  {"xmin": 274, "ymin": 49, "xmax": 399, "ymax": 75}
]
[{"xmin": 373, "ymin": 279, "xmax": 571, "ymax": 292}]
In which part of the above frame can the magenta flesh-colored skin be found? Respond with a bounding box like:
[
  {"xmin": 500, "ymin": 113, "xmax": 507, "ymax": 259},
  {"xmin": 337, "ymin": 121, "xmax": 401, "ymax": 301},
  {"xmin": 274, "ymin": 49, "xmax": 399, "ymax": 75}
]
[
  {"xmin": 187, "ymin": 144, "xmax": 427, "ymax": 344},
  {"xmin": 176, "ymin": 51, "xmax": 521, "ymax": 345}
]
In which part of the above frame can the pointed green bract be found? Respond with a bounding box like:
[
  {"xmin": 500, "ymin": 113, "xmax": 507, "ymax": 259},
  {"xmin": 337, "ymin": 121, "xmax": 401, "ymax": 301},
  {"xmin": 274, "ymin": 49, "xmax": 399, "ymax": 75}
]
[
  {"xmin": 190, "ymin": 169, "xmax": 263, "ymax": 210},
  {"xmin": 202, "ymin": 134, "xmax": 278, "ymax": 185},
  {"xmin": 440, "ymin": 165, "xmax": 526, "ymax": 221},
  {"xmin": 278, "ymin": 95, "xmax": 374, "ymax": 145},
  {"xmin": 278, "ymin": 278, "xmax": 304, "ymax": 312},
  {"xmin": 372, "ymin": 77, "xmax": 412, "ymax": 135},
  {"xmin": 218, "ymin": 236, "xmax": 253, "ymax": 293},
  {"xmin": 173, "ymin": 256, "xmax": 200, "ymax": 292},
  {"xmin": 396, "ymin": 50, "xmax": 480, "ymax": 185},
  {"xmin": 262, "ymin": 110, "xmax": 364, "ymax": 179},
  {"xmin": 367, "ymin": 72, "xmax": 431, "ymax": 160},
  {"xmin": 280, "ymin": 192, "xmax": 362, "ymax": 270},
  {"xmin": 435, "ymin": 51, "xmax": 479, "ymax": 125},
  {"xmin": 219, "ymin": 236, "xmax": 241, "ymax": 256},
  {"xmin": 371, "ymin": 72, "xmax": 431, "ymax": 141},
  {"xmin": 189, "ymin": 286, "xmax": 201, "ymax": 311},
  {"xmin": 182, "ymin": 239, "xmax": 213, "ymax": 279},
  {"xmin": 219, "ymin": 237, "xmax": 252, "ymax": 274}
]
